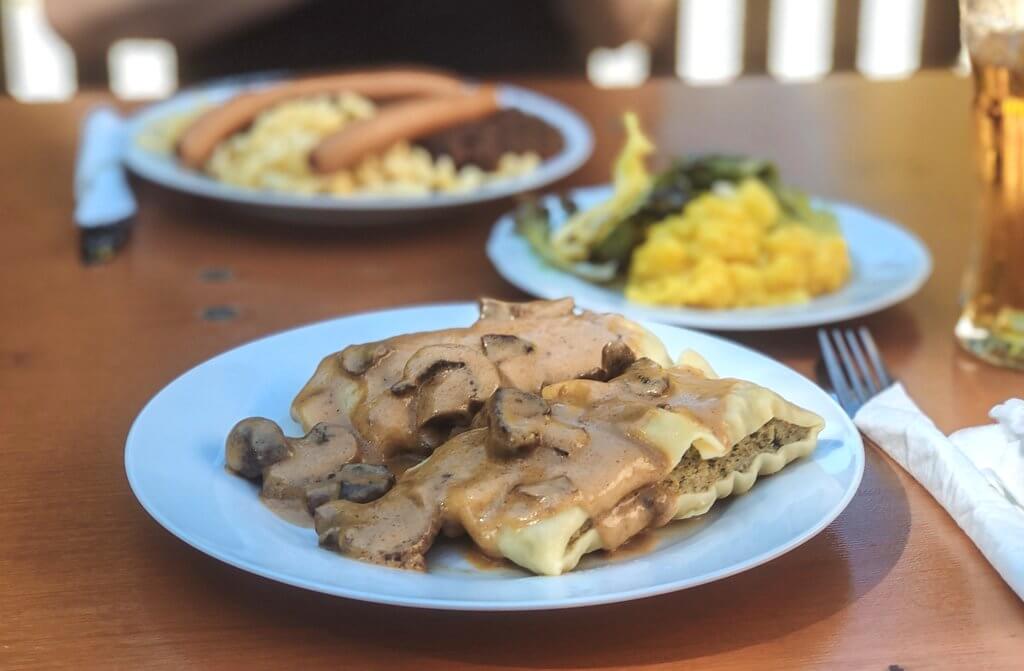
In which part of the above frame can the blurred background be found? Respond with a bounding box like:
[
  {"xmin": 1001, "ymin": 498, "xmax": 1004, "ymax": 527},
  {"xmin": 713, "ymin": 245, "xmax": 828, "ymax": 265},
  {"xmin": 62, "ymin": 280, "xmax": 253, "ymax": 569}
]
[{"xmin": 1, "ymin": 0, "xmax": 963, "ymax": 102}]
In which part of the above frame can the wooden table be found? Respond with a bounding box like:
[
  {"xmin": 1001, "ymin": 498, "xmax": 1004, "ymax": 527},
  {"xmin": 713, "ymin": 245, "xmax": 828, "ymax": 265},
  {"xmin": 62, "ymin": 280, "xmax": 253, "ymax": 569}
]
[{"xmin": 1, "ymin": 72, "xmax": 1022, "ymax": 670}]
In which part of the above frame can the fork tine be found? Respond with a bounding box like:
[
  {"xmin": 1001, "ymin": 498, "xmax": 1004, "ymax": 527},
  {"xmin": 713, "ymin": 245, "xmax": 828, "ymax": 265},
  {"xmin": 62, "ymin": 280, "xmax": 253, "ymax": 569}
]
[
  {"xmin": 831, "ymin": 328, "xmax": 868, "ymax": 408},
  {"xmin": 858, "ymin": 326, "xmax": 893, "ymax": 388},
  {"xmin": 844, "ymin": 328, "xmax": 879, "ymax": 397},
  {"xmin": 817, "ymin": 329, "xmax": 857, "ymax": 414}
]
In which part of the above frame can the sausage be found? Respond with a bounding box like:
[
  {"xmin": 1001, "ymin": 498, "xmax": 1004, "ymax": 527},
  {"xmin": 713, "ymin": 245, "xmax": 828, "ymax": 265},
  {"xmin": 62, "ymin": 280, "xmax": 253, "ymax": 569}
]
[
  {"xmin": 309, "ymin": 86, "xmax": 500, "ymax": 174},
  {"xmin": 176, "ymin": 69, "xmax": 466, "ymax": 169}
]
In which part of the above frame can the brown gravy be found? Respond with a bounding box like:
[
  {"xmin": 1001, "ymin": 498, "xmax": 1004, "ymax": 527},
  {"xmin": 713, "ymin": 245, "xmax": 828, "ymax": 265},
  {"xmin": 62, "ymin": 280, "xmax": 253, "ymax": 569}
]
[
  {"xmin": 314, "ymin": 360, "xmax": 747, "ymax": 570},
  {"xmin": 290, "ymin": 298, "xmax": 669, "ymax": 463},
  {"xmin": 458, "ymin": 539, "xmax": 520, "ymax": 572},
  {"xmin": 261, "ymin": 496, "xmax": 314, "ymax": 528},
  {"xmin": 601, "ymin": 530, "xmax": 659, "ymax": 561}
]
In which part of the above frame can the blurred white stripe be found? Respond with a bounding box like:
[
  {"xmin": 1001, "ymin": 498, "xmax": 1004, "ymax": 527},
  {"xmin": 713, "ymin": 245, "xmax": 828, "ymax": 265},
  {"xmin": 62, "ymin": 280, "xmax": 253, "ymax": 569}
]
[
  {"xmin": 768, "ymin": 0, "xmax": 835, "ymax": 82},
  {"xmin": 677, "ymin": 0, "xmax": 746, "ymax": 85},
  {"xmin": 954, "ymin": 40, "xmax": 971, "ymax": 76},
  {"xmin": 857, "ymin": 0, "xmax": 925, "ymax": 79},
  {"xmin": 108, "ymin": 39, "xmax": 179, "ymax": 100},
  {"xmin": 1, "ymin": 0, "xmax": 77, "ymax": 101},
  {"xmin": 587, "ymin": 41, "xmax": 651, "ymax": 88}
]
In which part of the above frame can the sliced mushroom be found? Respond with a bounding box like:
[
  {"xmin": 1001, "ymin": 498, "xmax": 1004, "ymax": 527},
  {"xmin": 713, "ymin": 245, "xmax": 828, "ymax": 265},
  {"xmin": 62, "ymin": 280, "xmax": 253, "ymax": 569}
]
[
  {"xmin": 225, "ymin": 418, "xmax": 294, "ymax": 479},
  {"xmin": 478, "ymin": 297, "xmax": 575, "ymax": 320},
  {"xmin": 304, "ymin": 480, "xmax": 342, "ymax": 513},
  {"xmin": 262, "ymin": 423, "xmax": 360, "ymax": 499},
  {"xmin": 302, "ymin": 463, "xmax": 395, "ymax": 511},
  {"xmin": 601, "ymin": 340, "xmax": 637, "ymax": 379},
  {"xmin": 617, "ymin": 358, "xmax": 671, "ymax": 397},
  {"xmin": 390, "ymin": 344, "xmax": 499, "ymax": 395},
  {"xmin": 315, "ymin": 494, "xmax": 442, "ymax": 571},
  {"xmin": 480, "ymin": 334, "xmax": 535, "ymax": 363},
  {"xmin": 337, "ymin": 463, "xmax": 395, "ymax": 503},
  {"xmin": 484, "ymin": 388, "xmax": 551, "ymax": 458},
  {"xmin": 415, "ymin": 366, "xmax": 483, "ymax": 448},
  {"xmin": 389, "ymin": 344, "xmax": 501, "ymax": 448},
  {"xmin": 575, "ymin": 340, "xmax": 638, "ymax": 382},
  {"xmin": 340, "ymin": 342, "xmax": 392, "ymax": 376}
]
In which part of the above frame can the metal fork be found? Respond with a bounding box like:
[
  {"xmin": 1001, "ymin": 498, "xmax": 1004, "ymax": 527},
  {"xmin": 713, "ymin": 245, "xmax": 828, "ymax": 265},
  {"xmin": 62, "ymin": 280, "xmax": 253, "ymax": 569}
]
[{"xmin": 816, "ymin": 326, "xmax": 895, "ymax": 416}]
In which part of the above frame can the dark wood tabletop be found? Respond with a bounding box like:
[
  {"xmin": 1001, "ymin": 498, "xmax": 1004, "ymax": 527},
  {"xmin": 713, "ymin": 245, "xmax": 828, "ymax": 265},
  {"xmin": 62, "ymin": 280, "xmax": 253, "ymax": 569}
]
[{"xmin": 1, "ymin": 72, "xmax": 1022, "ymax": 670}]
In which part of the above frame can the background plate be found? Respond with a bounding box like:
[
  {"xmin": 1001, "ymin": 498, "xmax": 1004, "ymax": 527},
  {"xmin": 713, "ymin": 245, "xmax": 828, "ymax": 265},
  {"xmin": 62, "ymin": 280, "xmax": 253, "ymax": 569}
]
[
  {"xmin": 125, "ymin": 303, "xmax": 864, "ymax": 611},
  {"xmin": 123, "ymin": 80, "xmax": 593, "ymax": 225},
  {"xmin": 487, "ymin": 185, "xmax": 932, "ymax": 330}
]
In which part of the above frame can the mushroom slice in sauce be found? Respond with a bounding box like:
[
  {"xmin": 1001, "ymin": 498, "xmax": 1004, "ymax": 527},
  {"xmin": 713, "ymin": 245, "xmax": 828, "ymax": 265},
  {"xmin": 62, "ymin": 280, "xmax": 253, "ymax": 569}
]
[
  {"xmin": 226, "ymin": 419, "xmax": 358, "ymax": 487},
  {"xmin": 261, "ymin": 423, "xmax": 360, "ymax": 499},
  {"xmin": 303, "ymin": 463, "xmax": 395, "ymax": 512},
  {"xmin": 225, "ymin": 417, "xmax": 294, "ymax": 479},
  {"xmin": 340, "ymin": 343, "xmax": 392, "ymax": 375},
  {"xmin": 390, "ymin": 344, "xmax": 501, "ymax": 448},
  {"xmin": 484, "ymin": 388, "xmax": 551, "ymax": 458},
  {"xmin": 391, "ymin": 344, "xmax": 499, "ymax": 395},
  {"xmin": 480, "ymin": 333, "xmax": 535, "ymax": 363},
  {"xmin": 577, "ymin": 340, "xmax": 638, "ymax": 382}
]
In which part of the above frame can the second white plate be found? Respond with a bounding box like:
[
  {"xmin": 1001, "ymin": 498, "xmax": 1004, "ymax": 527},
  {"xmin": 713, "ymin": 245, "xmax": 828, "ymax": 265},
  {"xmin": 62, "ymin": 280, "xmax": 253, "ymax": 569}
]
[
  {"xmin": 124, "ymin": 79, "xmax": 593, "ymax": 226},
  {"xmin": 487, "ymin": 185, "xmax": 932, "ymax": 331},
  {"xmin": 125, "ymin": 303, "xmax": 863, "ymax": 611}
]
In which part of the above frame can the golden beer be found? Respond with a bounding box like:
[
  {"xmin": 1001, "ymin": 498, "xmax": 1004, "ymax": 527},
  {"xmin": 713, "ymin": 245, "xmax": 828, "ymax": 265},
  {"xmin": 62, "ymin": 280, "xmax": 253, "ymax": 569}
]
[{"xmin": 956, "ymin": 17, "xmax": 1024, "ymax": 368}]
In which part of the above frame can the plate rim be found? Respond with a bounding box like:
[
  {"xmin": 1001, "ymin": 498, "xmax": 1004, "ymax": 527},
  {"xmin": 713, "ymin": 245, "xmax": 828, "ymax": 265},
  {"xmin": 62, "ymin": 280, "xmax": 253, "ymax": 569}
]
[
  {"xmin": 122, "ymin": 80, "xmax": 594, "ymax": 219},
  {"xmin": 486, "ymin": 184, "xmax": 933, "ymax": 331},
  {"xmin": 124, "ymin": 302, "xmax": 865, "ymax": 611}
]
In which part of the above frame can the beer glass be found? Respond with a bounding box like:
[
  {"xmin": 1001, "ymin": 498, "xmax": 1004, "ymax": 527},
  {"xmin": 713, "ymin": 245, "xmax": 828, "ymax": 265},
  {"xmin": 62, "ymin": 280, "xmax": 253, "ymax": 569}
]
[{"xmin": 956, "ymin": 0, "xmax": 1024, "ymax": 368}]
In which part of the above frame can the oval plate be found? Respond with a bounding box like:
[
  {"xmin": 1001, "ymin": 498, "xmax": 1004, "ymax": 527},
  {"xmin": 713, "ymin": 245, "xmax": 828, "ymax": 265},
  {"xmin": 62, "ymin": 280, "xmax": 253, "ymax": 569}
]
[
  {"xmin": 487, "ymin": 185, "xmax": 932, "ymax": 330},
  {"xmin": 125, "ymin": 303, "xmax": 863, "ymax": 611},
  {"xmin": 123, "ymin": 79, "xmax": 593, "ymax": 226}
]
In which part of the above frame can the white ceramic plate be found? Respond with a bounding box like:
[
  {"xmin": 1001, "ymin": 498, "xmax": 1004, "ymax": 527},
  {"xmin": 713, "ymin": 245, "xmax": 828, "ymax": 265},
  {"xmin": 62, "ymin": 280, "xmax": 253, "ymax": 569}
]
[
  {"xmin": 123, "ymin": 79, "xmax": 593, "ymax": 226},
  {"xmin": 125, "ymin": 303, "xmax": 863, "ymax": 611},
  {"xmin": 487, "ymin": 185, "xmax": 932, "ymax": 330}
]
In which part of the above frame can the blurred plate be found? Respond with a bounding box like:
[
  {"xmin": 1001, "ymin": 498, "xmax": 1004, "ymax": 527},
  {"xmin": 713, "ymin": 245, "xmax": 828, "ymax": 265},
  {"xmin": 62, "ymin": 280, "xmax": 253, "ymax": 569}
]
[
  {"xmin": 487, "ymin": 185, "xmax": 932, "ymax": 331},
  {"xmin": 123, "ymin": 78, "xmax": 593, "ymax": 225},
  {"xmin": 125, "ymin": 303, "xmax": 863, "ymax": 611}
]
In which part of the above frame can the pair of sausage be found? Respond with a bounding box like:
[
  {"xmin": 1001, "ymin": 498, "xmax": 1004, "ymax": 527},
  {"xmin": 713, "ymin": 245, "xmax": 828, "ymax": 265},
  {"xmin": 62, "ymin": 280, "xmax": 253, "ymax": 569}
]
[{"xmin": 176, "ymin": 69, "xmax": 501, "ymax": 173}]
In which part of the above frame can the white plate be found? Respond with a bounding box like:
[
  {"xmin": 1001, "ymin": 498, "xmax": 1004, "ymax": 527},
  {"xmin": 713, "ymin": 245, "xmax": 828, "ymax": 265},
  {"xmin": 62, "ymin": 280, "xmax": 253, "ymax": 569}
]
[
  {"xmin": 123, "ymin": 79, "xmax": 593, "ymax": 226},
  {"xmin": 487, "ymin": 185, "xmax": 932, "ymax": 330},
  {"xmin": 125, "ymin": 303, "xmax": 863, "ymax": 611}
]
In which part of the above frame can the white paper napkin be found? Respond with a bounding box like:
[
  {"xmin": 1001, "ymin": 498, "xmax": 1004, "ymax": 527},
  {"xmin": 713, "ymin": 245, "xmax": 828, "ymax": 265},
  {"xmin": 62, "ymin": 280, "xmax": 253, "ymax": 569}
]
[
  {"xmin": 854, "ymin": 384, "xmax": 1024, "ymax": 601},
  {"xmin": 74, "ymin": 107, "xmax": 136, "ymax": 228}
]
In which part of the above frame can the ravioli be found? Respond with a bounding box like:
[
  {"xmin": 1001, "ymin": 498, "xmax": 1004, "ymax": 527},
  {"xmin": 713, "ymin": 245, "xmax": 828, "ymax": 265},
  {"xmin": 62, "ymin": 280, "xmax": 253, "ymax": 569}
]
[{"xmin": 313, "ymin": 358, "xmax": 824, "ymax": 575}]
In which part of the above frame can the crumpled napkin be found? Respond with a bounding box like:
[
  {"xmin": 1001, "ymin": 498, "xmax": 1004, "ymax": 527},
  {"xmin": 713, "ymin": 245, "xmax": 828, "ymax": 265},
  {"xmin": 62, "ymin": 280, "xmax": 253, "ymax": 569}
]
[{"xmin": 854, "ymin": 385, "xmax": 1024, "ymax": 600}]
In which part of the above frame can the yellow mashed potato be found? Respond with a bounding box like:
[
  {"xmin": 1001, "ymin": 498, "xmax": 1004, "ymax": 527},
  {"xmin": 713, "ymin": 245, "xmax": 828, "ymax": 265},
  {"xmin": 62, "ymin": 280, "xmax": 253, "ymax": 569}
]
[{"xmin": 626, "ymin": 179, "xmax": 851, "ymax": 308}]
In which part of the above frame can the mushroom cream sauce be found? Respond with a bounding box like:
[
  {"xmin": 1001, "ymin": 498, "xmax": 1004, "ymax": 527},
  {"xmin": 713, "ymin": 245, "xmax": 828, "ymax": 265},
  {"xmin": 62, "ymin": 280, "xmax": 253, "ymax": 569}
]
[
  {"xmin": 290, "ymin": 297, "xmax": 670, "ymax": 465},
  {"xmin": 224, "ymin": 299, "xmax": 823, "ymax": 575}
]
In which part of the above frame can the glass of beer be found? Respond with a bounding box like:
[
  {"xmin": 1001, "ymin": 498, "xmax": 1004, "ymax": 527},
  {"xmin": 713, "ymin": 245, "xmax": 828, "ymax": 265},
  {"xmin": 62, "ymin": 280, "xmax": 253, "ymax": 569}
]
[{"xmin": 956, "ymin": 0, "xmax": 1024, "ymax": 368}]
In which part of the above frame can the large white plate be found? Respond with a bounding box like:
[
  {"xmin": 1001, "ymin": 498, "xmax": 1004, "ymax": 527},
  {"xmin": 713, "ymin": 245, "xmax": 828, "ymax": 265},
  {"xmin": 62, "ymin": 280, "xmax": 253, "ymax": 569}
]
[
  {"xmin": 487, "ymin": 185, "xmax": 932, "ymax": 330},
  {"xmin": 123, "ymin": 79, "xmax": 593, "ymax": 226},
  {"xmin": 125, "ymin": 303, "xmax": 863, "ymax": 611}
]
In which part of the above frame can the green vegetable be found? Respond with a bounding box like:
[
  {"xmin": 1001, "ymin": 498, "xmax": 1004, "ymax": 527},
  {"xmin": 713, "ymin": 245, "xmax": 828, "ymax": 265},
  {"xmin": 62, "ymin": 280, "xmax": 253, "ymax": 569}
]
[
  {"xmin": 774, "ymin": 186, "xmax": 840, "ymax": 235},
  {"xmin": 514, "ymin": 117, "xmax": 839, "ymax": 283},
  {"xmin": 549, "ymin": 112, "xmax": 654, "ymax": 263},
  {"xmin": 514, "ymin": 200, "xmax": 618, "ymax": 283}
]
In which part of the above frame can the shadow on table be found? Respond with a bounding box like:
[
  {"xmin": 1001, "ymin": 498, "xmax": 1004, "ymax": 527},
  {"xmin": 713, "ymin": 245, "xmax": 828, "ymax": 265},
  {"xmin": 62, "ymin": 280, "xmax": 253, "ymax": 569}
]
[
  {"xmin": 724, "ymin": 303, "xmax": 922, "ymax": 365},
  {"xmin": 175, "ymin": 443, "xmax": 909, "ymax": 667},
  {"xmin": 132, "ymin": 180, "xmax": 513, "ymax": 245}
]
